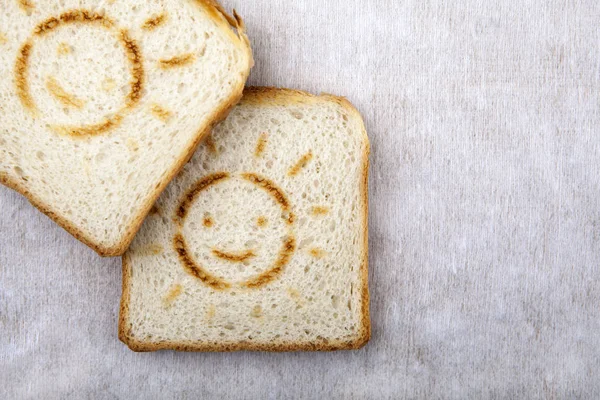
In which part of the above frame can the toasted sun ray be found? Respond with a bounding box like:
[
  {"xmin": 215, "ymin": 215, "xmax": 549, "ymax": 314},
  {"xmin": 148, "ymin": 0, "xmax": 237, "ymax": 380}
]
[
  {"xmin": 255, "ymin": 132, "xmax": 268, "ymax": 157},
  {"xmin": 311, "ymin": 205, "xmax": 330, "ymax": 216},
  {"xmin": 309, "ymin": 247, "xmax": 327, "ymax": 259},
  {"xmin": 205, "ymin": 134, "xmax": 218, "ymax": 154},
  {"xmin": 149, "ymin": 103, "xmax": 173, "ymax": 122},
  {"xmin": 288, "ymin": 150, "xmax": 313, "ymax": 176},
  {"xmin": 159, "ymin": 53, "xmax": 196, "ymax": 69},
  {"xmin": 163, "ymin": 283, "xmax": 183, "ymax": 307},
  {"xmin": 212, "ymin": 248, "xmax": 255, "ymax": 262},
  {"xmin": 0, "ymin": 33, "xmax": 7, "ymax": 45},
  {"xmin": 46, "ymin": 76, "xmax": 85, "ymax": 108},
  {"xmin": 18, "ymin": 0, "xmax": 34, "ymax": 12},
  {"xmin": 142, "ymin": 13, "xmax": 167, "ymax": 31},
  {"xmin": 57, "ymin": 42, "xmax": 71, "ymax": 55}
]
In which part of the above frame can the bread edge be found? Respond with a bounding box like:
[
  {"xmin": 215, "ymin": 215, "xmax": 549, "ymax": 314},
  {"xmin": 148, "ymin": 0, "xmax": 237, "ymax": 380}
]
[
  {"xmin": 119, "ymin": 86, "xmax": 371, "ymax": 352},
  {"xmin": 0, "ymin": 0, "xmax": 253, "ymax": 257}
]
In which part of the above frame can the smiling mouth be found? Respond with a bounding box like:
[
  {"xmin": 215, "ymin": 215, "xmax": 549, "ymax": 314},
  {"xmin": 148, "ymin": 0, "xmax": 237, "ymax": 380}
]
[{"xmin": 211, "ymin": 248, "xmax": 256, "ymax": 263}]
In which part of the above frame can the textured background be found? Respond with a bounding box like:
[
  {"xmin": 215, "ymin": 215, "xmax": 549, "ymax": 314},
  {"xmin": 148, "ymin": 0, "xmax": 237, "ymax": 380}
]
[{"xmin": 2, "ymin": 0, "xmax": 600, "ymax": 398}]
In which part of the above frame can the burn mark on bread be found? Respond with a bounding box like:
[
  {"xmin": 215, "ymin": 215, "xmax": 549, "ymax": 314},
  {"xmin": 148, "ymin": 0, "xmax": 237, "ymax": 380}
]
[
  {"xmin": 176, "ymin": 172, "xmax": 229, "ymax": 221},
  {"xmin": 173, "ymin": 233, "xmax": 230, "ymax": 290},
  {"xmin": 255, "ymin": 132, "xmax": 268, "ymax": 157},
  {"xmin": 15, "ymin": 41, "xmax": 35, "ymax": 112},
  {"xmin": 243, "ymin": 236, "xmax": 296, "ymax": 289},
  {"xmin": 150, "ymin": 103, "xmax": 173, "ymax": 122},
  {"xmin": 309, "ymin": 247, "xmax": 326, "ymax": 259},
  {"xmin": 212, "ymin": 248, "xmax": 255, "ymax": 262},
  {"xmin": 51, "ymin": 114, "xmax": 124, "ymax": 137},
  {"xmin": 202, "ymin": 216, "xmax": 214, "ymax": 227},
  {"xmin": 163, "ymin": 283, "xmax": 183, "ymax": 307},
  {"xmin": 0, "ymin": 33, "xmax": 7, "ymax": 45},
  {"xmin": 46, "ymin": 76, "xmax": 85, "ymax": 108},
  {"xmin": 18, "ymin": 0, "xmax": 34, "ymax": 12},
  {"xmin": 288, "ymin": 151, "xmax": 313, "ymax": 176},
  {"xmin": 149, "ymin": 205, "xmax": 161, "ymax": 216},
  {"xmin": 142, "ymin": 13, "xmax": 167, "ymax": 31},
  {"xmin": 159, "ymin": 53, "xmax": 196, "ymax": 69},
  {"xmin": 34, "ymin": 11, "xmax": 114, "ymax": 36},
  {"xmin": 256, "ymin": 216, "xmax": 267, "ymax": 227},
  {"xmin": 242, "ymin": 172, "xmax": 289, "ymax": 210},
  {"xmin": 311, "ymin": 206, "xmax": 329, "ymax": 216},
  {"xmin": 119, "ymin": 30, "xmax": 144, "ymax": 108},
  {"xmin": 205, "ymin": 135, "xmax": 218, "ymax": 154},
  {"xmin": 57, "ymin": 42, "xmax": 71, "ymax": 55}
]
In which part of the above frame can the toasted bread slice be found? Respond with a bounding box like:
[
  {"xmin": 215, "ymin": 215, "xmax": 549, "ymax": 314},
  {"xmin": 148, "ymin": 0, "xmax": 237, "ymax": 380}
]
[
  {"xmin": 119, "ymin": 87, "xmax": 370, "ymax": 351},
  {"xmin": 0, "ymin": 0, "xmax": 252, "ymax": 256}
]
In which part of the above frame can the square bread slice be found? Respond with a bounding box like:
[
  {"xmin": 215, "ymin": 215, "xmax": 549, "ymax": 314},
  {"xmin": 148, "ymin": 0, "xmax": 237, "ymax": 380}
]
[
  {"xmin": 119, "ymin": 87, "xmax": 370, "ymax": 351},
  {"xmin": 0, "ymin": 0, "xmax": 252, "ymax": 256}
]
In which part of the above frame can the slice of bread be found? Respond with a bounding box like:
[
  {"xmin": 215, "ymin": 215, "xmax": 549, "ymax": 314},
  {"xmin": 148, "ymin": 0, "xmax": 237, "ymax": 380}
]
[
  {"xmin": 0, "ymin": 0, "xmax": 252, "ymax": 256},
  {"xmin": 119, "ymin": 87, "xmax": 370, "ymax": 351}
]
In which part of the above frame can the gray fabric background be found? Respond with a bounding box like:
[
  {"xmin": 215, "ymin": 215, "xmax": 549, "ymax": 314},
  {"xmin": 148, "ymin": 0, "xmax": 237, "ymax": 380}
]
[{"xmin": 2, "ymin": 0, "xmax": 600, "ymax": 398}]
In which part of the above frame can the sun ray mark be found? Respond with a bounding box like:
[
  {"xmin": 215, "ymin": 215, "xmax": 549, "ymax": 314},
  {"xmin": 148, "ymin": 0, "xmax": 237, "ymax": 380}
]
[
  {"xmin": 46, "ymin": 76, "xmax": 85, "ymax": 108},
  {"xmin": 205, "ymin": 134, "xmax": 218, "ymax": 154},
  {"xmin": 163, "ymin": 283, "xmax": 183, "ymax": 307},
  {"xmin": 255, "ymin": 132, "xmax": 268, "ymax": 157},
  {"xmin": 0, "ymin": 33, "xmax": 8, "ymax": 45},
  {"xmin": 311, "ymin": 205, "xmax": 330, "ymax": 216},
  {"xmin": 309, "ymin": 247, "xmax": 327, "ymax": 259},
  {"xmin": 150, "ymin": 103, "xmax": 173, "ymax": 122},
  {"xmin": 141, "ymin": 12, "xmax": 167, "ymax": 31},
  {"xmin": 159, "ymin": 53, "xmax": 196, "ymax": 69},
  {"xmin": 18, "ymin": 0, "xmax": 34, "ymax": 13},
  {"xmin": 288, "ymin": 150, "xmax": 313, "ymax": 176},
  {"xmin": 57, "ymin": 42, "xmax": 71, "ymax": 55}
]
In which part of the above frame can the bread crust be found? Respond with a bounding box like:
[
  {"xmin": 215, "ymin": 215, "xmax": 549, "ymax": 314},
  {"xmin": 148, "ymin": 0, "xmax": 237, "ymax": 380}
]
[
  {"xmin": 119, "ymin": 86, "xmax": 371, "ymax": 351},
  {"xmin": 0, "ymin": 0, "xmax": 253, "ymax": 257}
]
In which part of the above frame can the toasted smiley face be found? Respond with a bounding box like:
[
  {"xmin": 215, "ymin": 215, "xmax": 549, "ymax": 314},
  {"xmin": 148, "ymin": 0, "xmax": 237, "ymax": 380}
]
[{"xmin": 173, "ymin": 172, "xmax": 296, "ymax": 290}]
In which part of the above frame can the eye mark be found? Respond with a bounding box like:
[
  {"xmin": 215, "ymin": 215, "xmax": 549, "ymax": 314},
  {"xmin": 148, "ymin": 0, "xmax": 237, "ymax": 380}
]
[
  {"xmin": 288, "ymin": 150, "xmax": 313, "ymax": 176},
  {"xmin": 46, "ymin": 76, "xmax": 85, "ymax": 109},
  {"xmin": 57, "ymin": 42, "xmax": 71, "ymax": 55},
  {"xmin": 159, "ymin": 53, "xmax": 196, "ymax": 69},
  {"xmin": 205, "ymin": 134, "xmax": 218, "ymax": 155},
  {"xmin": 256, "ymin": 216, "xmax": 267, "ymax": 227},
  {"xmin": 141, "ymin": 13, "xmax": 167, "ymax": 31},
  {"xmin": 18, "ymin": 0, "xmax": 34, "ymax": 13},
  {"xmin": 101, "ymin": 77, "xmax": 116, "ymax": 92},
  {"xmin": 203, "ymin": 216, "xmax": 213, "ymax": 227},
  {"xmin": 163, "ymin": 283, "xmax": 183, "ymax": 307},
  {"xmin": 255, "ymin": 132, "xmax": 268, "ymax": 157},
  {"xmin": 149, "ymin": 103, "xmax": 173, "ymax": 122},
  {"xmin": 311, "ymin": 205, "xmax": 329, "ymax": 216},
  {"xmin": 309, "ymin": 247, "xmax": 327, "ymax": 259}
]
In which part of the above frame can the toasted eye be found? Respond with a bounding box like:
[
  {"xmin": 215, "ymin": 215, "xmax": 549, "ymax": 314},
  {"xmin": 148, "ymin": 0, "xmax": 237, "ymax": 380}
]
[
  {"xmin": 256, "ymin": 216, "xmax": 267, "ymax": 227},
  {"xmin": 203, "ymin": 216, "xmax": 213, "ymax": 228}
]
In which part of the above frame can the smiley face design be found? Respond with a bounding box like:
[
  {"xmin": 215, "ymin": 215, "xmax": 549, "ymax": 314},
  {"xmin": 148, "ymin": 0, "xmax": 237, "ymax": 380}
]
[{"xmin": 173, "ymin": 172, "xmax": 297, "ymax": 290}]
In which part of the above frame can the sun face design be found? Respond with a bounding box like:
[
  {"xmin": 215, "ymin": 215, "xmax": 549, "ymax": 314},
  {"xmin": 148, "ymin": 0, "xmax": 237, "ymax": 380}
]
[
  {"xmin": 173, "ymin": 171, "xmax": 297, "ymax": 290},
  {"xmin": 6, "ymin": 5, "xmax": 205, "ymax": 137},
  {"xmin": 166, "ymin": 131, "xmax": 329, "ymax": 291}
]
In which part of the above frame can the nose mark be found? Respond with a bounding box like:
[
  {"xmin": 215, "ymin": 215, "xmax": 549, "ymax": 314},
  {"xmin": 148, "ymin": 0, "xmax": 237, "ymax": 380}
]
[{"xmin": 212, "ymin": 248, "xmax": 255, "ymax": 262}]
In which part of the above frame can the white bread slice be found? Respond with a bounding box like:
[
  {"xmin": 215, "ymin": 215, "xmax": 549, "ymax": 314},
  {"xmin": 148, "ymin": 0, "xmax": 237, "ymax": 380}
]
[
  {"xmin": 0, "ymin": 0, "xmax": 252, "ymax": 256},
  {"xmin": 119, "ymin": 87, "xmax": 370, "ymax": 351}
]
